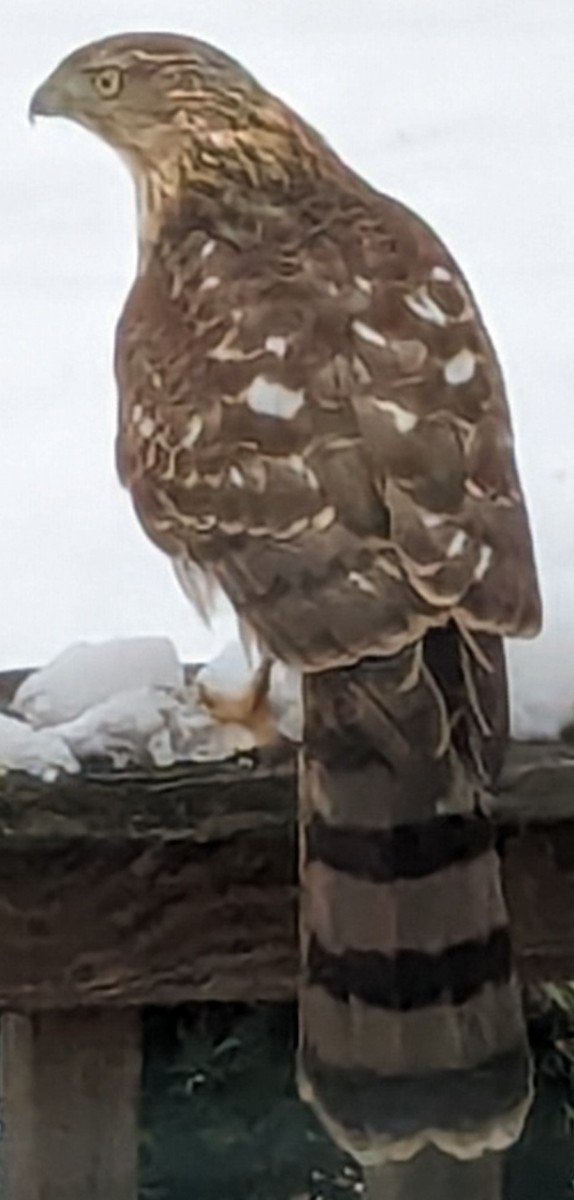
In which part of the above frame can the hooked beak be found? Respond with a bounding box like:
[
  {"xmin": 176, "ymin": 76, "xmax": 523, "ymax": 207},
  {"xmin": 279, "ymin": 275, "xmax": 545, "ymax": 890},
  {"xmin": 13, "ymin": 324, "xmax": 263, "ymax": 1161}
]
[{"xmin": 29, "ymin": 70, "xmax": 74, "ymax": 124}]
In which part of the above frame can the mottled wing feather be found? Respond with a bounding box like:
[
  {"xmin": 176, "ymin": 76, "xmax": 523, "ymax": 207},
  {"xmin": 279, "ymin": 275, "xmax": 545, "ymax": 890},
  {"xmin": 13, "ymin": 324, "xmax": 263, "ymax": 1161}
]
[
  {"xmin": 345, "ymin": 203, "xmax": 539, "ymax": 637},
  {"xmin": 115, "ymin": 191, "xmax": 541, "ymax": 671}
]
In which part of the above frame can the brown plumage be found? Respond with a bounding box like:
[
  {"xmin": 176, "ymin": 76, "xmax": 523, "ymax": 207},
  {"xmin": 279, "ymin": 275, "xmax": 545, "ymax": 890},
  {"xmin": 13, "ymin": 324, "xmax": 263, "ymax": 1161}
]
[{"xmin": 31, "ymin": 33, "xmax": 542, "ymax": 1165}]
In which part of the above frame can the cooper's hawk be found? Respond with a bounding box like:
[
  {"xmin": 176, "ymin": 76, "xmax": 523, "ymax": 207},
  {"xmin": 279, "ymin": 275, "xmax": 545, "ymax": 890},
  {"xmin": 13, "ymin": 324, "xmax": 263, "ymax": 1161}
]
[{"xmin": 31, "ymin": 33, "xmax": 541, "ymax": 1167}]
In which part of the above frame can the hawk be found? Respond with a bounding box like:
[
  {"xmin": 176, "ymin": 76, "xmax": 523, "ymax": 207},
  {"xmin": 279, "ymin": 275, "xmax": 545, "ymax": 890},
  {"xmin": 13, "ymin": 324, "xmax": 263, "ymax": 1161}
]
[{"xmin": 31, "ymin": 33, "xmax": 542, "ymax": 1168}]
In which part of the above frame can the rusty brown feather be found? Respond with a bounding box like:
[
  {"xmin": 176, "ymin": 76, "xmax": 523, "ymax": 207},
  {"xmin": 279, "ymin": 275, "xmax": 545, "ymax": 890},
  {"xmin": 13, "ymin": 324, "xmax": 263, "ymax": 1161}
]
[{"xmin": 31, "ymin": 32, "xmax": 542, "ymax": 1166}]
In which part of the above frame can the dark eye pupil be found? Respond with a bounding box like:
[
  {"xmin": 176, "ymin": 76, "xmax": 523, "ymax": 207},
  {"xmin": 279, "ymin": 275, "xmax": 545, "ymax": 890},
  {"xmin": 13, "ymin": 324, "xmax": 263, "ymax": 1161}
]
[{"xmin": 97, "ymin": 71, "xmax": 120, "ymax": 95}]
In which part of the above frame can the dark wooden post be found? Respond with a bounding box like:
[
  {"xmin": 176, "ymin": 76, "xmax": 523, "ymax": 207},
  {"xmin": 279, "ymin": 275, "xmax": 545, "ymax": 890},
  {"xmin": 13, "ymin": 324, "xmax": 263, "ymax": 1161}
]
[
  {"xmin": 1, "ymin": 1013, "xmax": 38, "ymax": 1200},
  {"xmin": 1, "ymin": 1009, "xmax": 141, "ymax": 1200},
  {"xmin": 364, "ymin": 1148, "xmax": 503, "ymax": 1200}
]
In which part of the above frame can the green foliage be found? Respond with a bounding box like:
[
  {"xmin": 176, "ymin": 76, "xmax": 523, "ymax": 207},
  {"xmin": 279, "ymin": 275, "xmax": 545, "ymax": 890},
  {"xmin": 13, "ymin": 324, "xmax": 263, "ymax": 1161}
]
[
  {"xmin": 140, "ymin": 993, "xmax": 574, "ymax": 1200},
  {"xmin": 504, "ymin": 985, "xmax": 574, "ymax": 1199},
  {"xmin": 140, "ymin": 1003, "xmax": 361, "ymax": 1200}
]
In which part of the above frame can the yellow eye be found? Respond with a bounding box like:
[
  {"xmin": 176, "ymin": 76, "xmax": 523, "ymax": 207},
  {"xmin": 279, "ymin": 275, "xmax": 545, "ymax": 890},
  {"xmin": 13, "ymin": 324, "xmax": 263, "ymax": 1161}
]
[{"xmin": 93, "ymin": 67, "xmax": 123, "ymax": 100}]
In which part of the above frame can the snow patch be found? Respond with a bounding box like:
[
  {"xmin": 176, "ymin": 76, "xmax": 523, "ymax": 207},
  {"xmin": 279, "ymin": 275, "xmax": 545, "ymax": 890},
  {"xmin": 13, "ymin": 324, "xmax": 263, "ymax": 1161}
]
[
  {"xmin": 196, "ymin": 640, "xmax": 256, "ymax": 702},
  {"xmin": 0, "ymin": 713, "xmax": 79, "ymax": 782},
  {"xmin": 4, "ymin": 638, "xmax": 303, "ymax": 780},
  {"xmin": 13, "ymin": 638, "xmax": 183, "ymax": 727}
]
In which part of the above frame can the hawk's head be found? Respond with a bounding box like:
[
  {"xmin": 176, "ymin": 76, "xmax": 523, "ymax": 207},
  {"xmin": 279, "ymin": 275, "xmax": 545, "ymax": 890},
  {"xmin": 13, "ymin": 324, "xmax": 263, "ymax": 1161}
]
[
  {"xmin": 30, "ymin": 32, "xmax": 331, "ymax": 204},
  {"xmin": 30, "ymin": 33, "xmax": 263, "ymax": 148}
]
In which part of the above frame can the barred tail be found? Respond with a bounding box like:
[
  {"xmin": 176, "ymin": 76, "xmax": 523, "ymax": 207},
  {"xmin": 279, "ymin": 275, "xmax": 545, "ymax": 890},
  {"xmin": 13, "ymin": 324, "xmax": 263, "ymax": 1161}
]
[{"xmin": 297, "ymin": 629, "xmax": 532, "ymax": 1165}]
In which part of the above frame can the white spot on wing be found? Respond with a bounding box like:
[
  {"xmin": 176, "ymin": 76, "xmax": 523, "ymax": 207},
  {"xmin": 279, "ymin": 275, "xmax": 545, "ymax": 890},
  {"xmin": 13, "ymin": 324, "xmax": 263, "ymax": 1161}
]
[
  {"xmin": 405, "ymin": 287, "xmax": 449, "ymax": 327},
  {"xmin": 431, "ymin": 266, "xmax": 452, "ymax": 282},
  {"xmin": 194, "ymin": 514, "xmax": 217, "ymax": 532},
  {"xmin": 199, "ymin": 275, "xmax": 220, "ymax": 291},
  {"xmin": 349, "ymin": 571, "xmax": 377, "ymax": 595},
  {"xmin": 446, "ymin": 530, "xmax": 468, "ymax": 558},
  {"xmin": 203, "ymin": 470, "xmax": 223, "ymax": 489},
  {"xmin": 208, "ymin": 327, "xmax": 259, "ymax": 362},
  {"xmin": 466, "ymin": 479, "xmax": 487, "ymax": 499},
  {"xmin": 139, "ymin": 417, "xmax": 155, "ymax": 439},
  {"xmin": 229, "ymin": 466, "xmax": 244, "ymax": 488},
  {"xmin": 183, "ymin": 414, "xmax": 203, "ymax": 448},
  {"xmin": 246, "ymin": 376, "xmax": 304, "ymax": 420},
  {"xmin": 312, "ymin": 505, "xmax": 336, "ymax": 531},
  {"xmin": 208, "ymin": 129, "xmax": 234, "ymax": 151},
  {"xmin": 274, "ymin": 517, "xmax": 310, "ymax": 540},
  {"xmin": 444, "ymin": 349, "xmax": 476, "ymax": 385},
  {"xmin": 390, "ymin": 338, "xmax": 428, "ymax": 372},
  {"xmin": 474, "ymin": 543, "xmax": 493, "ymax": 581},
  {"xmin": 422, "ymin": 511, "xmax": 443, "ymax": 529},
  {"xmin": 353, "ymin": 356, "xmax": 372, "ymax": 384},
  {"xmin": 287, "ymin": 455, "xmax": 320, "ymax": 488},
  {"xmin": 352, "ymin": 320, "xmax": 388, "ymax": 348},
  {"xmin": 354, "ymin": 275, "xmax": 373, "ymax": 294},
  {"xmin": 374, "ymin": 399, "xmax": 418, "ymax": 433},
  {"xmin": 200, "ymin": 239, "xmax": 216, "ymax": 259},
  {"xmin": 265, "ymin": 335, "xmax": 287, "ymax": 358}
]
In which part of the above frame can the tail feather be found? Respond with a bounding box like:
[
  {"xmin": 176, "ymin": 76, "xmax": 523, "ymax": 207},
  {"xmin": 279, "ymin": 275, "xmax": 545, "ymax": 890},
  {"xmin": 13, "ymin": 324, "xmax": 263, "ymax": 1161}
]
[{"xmin": 297, "ymin": 627, "xmax": 532, "ymax": 1165}]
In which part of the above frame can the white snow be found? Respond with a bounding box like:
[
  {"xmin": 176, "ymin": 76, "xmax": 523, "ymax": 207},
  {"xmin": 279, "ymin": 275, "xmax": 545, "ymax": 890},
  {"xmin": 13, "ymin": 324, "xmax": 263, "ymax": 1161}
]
[
  {"xmin": 196, "ymin": 640, "xmax": 258, "ymax": 703},
  {"xmin": 1, "ymin": 0, "xmax": 573, "ymax": 738},
  {"xmin": 13, "ymin": 637, "xmax": 183, "ymax": 726},
  {"xmin": 50, "ymin": 683, "xmax": 262, "ymax": 768},
  {"xmin": 0, "ymin": 713, "xmax": 80, "ymax": 782},
  {"xmin": 52, "ymin": 686, "xmax": 176, "ymax": 769},
  {"xmin": 2, "ymin": 637, "xmax": 303, "ymax": 779}
]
